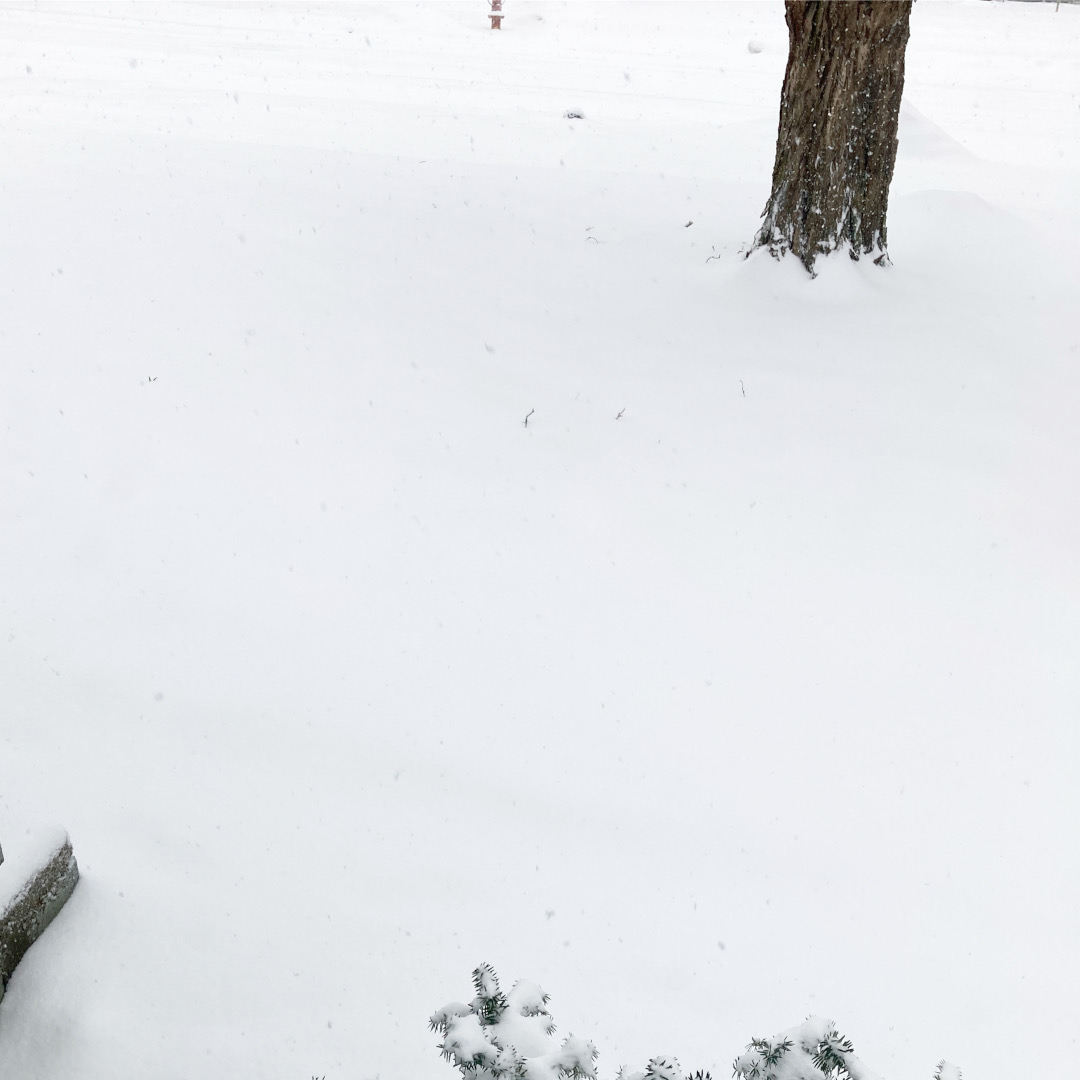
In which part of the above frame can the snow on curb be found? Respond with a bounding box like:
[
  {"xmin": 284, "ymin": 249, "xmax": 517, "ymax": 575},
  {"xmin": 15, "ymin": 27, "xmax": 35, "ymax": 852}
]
[{"xmin": 0, "ymin": 826, "xmax": 79, "ymax": 1005}]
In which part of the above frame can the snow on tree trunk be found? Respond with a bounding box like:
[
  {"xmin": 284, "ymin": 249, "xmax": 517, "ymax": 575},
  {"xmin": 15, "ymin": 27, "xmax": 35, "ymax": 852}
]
[{"xmin": 752, "ymin": 1, "xmax": 913, "ymax": 274}]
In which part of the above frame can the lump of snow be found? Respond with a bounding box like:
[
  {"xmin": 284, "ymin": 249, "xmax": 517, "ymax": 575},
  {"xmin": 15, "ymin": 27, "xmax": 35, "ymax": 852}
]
[
  {"xmin": 506, "ymin": 979, "xmax": 549, "ymax": 1017},
  {"xmin": 441, "ymin": 1012, "xmax": 501, "ymax": 1070}
]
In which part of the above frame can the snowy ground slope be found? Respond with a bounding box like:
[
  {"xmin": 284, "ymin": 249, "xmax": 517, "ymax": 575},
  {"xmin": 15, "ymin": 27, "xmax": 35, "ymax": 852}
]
[{"xmin": 0, "ymin": 2, "xmax": 1077, "ymax": 1078}]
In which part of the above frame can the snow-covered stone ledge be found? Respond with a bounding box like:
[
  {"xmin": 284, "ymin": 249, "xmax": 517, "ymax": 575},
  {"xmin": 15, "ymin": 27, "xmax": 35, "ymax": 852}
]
[{"xmin": 0, "ymin": 827, "xmax": 80, "ymax": 1005}]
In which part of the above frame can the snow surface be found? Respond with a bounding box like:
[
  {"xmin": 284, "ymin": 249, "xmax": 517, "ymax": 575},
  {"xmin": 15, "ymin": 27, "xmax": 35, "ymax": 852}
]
[{"xmin": 1, "ymin": 2, "xmax": 1078, "ymax": 1078}]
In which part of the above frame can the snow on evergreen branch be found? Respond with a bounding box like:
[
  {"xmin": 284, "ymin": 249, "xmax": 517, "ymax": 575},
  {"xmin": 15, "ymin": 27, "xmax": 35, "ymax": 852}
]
[
  {"xmin": 617, "ymin": 1056, "xmax": 688, "ymax": 1080},
  {"xmin": 434, "ymin": 967, "xmax": 959, "ymax": 1080},
  {"xmin": 733, "ymin": 1018, "xmax": 879, "ymax": 1080},
  {"xmin": 432, "ymin": 965, "xmax": 598, "ymax": 1080},
  {"xmin": 473, "ymin": 962, "xmax": 510, "ymax": 1026}
]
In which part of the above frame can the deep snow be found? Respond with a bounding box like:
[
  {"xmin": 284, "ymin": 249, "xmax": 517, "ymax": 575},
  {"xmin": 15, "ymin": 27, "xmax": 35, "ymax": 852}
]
[{"xmin": 1, "ymin": 3, "xmax": 1078, "ymax": 1079}]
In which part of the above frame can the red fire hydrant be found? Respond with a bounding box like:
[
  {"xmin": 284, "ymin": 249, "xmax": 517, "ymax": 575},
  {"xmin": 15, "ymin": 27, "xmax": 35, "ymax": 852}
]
[{"xmin": 489, "ymin": 0, "xmax": 503, "ymax": 30}]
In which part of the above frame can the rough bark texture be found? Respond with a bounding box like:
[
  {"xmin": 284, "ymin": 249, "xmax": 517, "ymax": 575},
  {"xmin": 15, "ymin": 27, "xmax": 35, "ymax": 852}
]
[
  {"xmin": 753, "ymin": 1, "xmax": 913, "ymax": 274},
  {"xmin": 0, "ymin": 836, "xmax": 79, "ymax": 1003}
]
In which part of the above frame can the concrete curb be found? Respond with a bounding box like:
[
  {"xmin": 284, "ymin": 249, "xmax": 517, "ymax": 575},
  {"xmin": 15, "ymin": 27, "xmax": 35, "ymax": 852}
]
[{"xmin": 0, "ymin": 835, "xmax": 80, "ymax": 1004}]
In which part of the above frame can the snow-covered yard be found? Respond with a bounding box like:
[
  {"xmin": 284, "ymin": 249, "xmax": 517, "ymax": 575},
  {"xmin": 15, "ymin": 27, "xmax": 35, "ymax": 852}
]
[{"xmin": 1, "ymin": 3, "xmax": 1077, "ymax": 1078}]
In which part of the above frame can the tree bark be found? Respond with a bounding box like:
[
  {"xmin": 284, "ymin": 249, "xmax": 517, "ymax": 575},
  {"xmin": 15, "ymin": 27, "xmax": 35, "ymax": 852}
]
[{"xmin": 753, "ymin": 1, "xmax": 913, "ymax": 274}]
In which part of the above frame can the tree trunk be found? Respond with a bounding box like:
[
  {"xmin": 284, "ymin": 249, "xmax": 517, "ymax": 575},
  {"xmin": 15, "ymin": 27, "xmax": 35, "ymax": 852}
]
[{"xmin": 753, "ymin": 1, "xmax": 913, "ymax": 274}]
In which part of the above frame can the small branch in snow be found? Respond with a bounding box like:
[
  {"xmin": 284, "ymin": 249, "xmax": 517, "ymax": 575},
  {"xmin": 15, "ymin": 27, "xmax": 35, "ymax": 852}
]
[
  {"xmin": 740, "ymin": 380, "xmax": 746, "ymax": 398},
  {"xmin": 523, "ymin": 409, "xmax": 535, "ymax": 428},
  {"xmin": 615, "ymin": 408, "xmax": 625, "ymax": 420},
  {"xmin": 0, "ymin": 833, "xmax": 80, "ymax": 1004}
]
